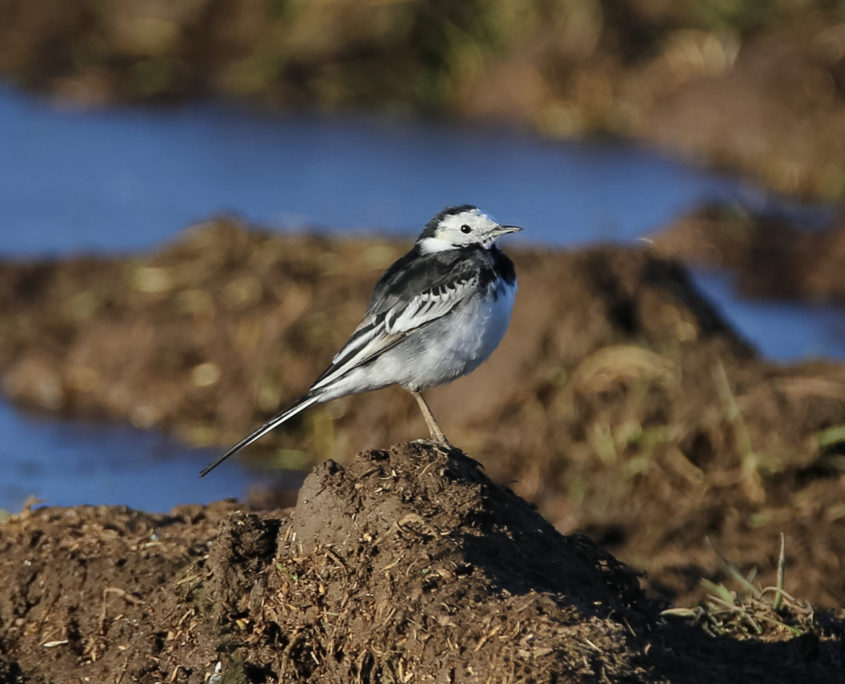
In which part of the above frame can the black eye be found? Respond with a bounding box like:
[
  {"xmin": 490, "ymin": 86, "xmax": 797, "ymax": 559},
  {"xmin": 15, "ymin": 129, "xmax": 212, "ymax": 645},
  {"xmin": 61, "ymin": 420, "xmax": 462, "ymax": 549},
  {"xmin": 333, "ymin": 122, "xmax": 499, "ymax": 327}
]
[{"xmin": 460, "ymin": 224, "xmax": 472, "ymax": 234}]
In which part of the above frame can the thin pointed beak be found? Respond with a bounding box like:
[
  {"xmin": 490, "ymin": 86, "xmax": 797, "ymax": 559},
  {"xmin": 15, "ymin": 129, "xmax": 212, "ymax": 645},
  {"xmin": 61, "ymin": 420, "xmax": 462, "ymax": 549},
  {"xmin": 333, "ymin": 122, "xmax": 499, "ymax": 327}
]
[{"xmin": 493, "ymin": 224, "xmax": 522, "ymax": 237}]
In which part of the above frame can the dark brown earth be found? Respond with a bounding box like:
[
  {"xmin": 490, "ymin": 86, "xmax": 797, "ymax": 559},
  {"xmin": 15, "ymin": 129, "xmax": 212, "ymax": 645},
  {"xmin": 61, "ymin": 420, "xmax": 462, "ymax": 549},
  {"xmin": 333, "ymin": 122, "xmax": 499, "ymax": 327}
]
[
  {"xmin": 2, "ymin": 1, "xmax": 845, "ymax": 199},
  {"xmin": 1, "ymin": 219, "xmax": 844, "ymax": 621},
  {"xmin": 1, "ymin": 443, "xmax": 843, "ymax": 682}
]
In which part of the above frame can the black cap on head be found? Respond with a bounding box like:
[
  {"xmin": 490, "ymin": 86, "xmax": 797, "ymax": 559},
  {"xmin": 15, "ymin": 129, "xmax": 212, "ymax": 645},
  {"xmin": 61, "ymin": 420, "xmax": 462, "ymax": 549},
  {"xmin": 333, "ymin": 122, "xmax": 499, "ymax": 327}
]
[{"xmin": 420, "ymin": 204, "xmax": 479, "ymax": 238}]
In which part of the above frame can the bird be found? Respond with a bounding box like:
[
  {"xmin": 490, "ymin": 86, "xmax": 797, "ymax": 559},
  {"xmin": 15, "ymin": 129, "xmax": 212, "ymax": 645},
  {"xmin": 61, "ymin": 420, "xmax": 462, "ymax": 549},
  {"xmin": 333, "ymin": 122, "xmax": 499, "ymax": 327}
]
[{"xmin": 200, "ymin": 204, "xmax": 521, "ymax": 477}]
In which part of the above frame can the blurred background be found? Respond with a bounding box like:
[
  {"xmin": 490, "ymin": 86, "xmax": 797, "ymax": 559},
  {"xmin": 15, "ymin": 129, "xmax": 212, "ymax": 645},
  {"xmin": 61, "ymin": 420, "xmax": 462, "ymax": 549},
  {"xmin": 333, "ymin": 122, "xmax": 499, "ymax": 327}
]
[{"xmin": 1, "ymin": 0, "xmax": 845, "ymax": 604}]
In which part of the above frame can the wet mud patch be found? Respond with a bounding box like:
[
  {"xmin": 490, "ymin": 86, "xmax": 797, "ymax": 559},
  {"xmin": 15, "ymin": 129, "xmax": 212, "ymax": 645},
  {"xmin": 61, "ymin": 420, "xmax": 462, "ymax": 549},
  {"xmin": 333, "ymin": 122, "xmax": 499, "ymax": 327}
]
[{"xmin": 1, "ymin": 444, "xmax": 843, "ymax": 682}]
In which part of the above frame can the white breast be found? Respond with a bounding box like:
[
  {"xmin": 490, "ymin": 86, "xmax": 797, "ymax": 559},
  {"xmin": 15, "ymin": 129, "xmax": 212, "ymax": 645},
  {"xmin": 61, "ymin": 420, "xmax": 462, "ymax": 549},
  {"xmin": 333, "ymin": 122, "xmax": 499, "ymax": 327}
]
[{"xmin": 398, "ymin": 278, "xmax": 516, "ymax": 390}]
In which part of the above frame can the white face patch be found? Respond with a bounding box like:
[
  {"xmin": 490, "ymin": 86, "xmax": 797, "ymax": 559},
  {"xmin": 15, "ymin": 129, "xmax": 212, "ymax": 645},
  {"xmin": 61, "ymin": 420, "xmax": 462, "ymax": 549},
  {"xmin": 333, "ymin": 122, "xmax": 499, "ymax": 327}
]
[
  {"xmin": 418, "ymin": 236, "xmax": 455, "ymax": 253},
  {"xmin": 422, "ymin": 208, "xmax": 502, "ymax": 252}
]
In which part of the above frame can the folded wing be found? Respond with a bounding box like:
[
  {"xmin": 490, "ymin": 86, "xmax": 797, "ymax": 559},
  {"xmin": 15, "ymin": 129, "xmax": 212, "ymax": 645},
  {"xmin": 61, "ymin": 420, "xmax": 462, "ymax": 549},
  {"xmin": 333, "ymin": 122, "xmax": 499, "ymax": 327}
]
[{"xmin": 310, "ymin": 275, "xmax": 478, "ymax": 392}]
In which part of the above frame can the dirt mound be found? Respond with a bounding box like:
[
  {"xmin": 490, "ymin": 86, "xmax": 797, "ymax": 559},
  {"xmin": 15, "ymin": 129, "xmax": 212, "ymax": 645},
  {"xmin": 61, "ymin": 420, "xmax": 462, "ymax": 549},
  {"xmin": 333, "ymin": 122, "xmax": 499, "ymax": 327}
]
[
  {"xmin": 1, "ymin": 443, "xmax": 843, "ymax": 682},
  {"xmin": 2, "ymin": 220, "xmax": 845, "ymax": 612},
  {"xmin": 259, "ymin": 443, "xmax": 648, "ymax": 681}
]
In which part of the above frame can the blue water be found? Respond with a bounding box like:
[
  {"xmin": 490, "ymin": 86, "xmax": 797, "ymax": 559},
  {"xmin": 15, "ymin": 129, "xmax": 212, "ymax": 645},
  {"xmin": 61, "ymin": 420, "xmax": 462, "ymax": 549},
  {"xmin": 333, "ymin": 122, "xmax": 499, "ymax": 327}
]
[
  {"xmin": 0, "ymin": 84, "xmax": 842, "ymax": 512},
  {"xmin": 693, "ymin": 272, "xmax": 845, "ymax": 360},
  {"xmin": 0, "ymin": 401, "xmax": 262, "ymax": 512},
  {"xmin": 0, "ymin": 83, "xmax": 749, "ymax": 255}
]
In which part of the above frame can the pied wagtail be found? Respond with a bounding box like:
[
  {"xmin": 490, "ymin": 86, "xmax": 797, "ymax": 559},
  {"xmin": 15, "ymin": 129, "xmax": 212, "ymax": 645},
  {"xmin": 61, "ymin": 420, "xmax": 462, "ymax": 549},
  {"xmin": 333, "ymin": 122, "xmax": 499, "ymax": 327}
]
[{"xmin": 200, "ymin": 205, "xmax": 521, "ymax": 476}]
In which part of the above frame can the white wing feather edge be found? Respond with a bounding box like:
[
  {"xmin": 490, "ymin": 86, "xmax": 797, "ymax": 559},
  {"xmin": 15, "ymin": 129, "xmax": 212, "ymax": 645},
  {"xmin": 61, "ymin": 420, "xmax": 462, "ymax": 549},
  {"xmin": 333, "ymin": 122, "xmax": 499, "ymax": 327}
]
[{"xmin": 311, "ymin": 277, "xmax": 477, "ymax": 391}]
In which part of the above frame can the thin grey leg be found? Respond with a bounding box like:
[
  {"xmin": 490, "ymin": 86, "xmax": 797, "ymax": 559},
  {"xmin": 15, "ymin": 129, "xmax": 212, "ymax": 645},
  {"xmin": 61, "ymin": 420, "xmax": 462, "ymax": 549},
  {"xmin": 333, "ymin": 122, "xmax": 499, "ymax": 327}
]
[{"xmin": 409, "ymin": 390, "xmax": 451, "ymax": 446}]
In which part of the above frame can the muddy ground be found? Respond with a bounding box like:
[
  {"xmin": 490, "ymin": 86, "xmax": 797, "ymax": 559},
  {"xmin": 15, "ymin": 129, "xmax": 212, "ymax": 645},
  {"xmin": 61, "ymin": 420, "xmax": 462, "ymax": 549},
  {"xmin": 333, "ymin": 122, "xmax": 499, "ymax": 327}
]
[
  {"xmin": 2, "ymin": 221, "xmax": 845, "ymax": 680},
  {"xmin": 2, "ymin": 1, "xmax": 845, "ymax": 199},
  {"xmin": 1, "ymin": 443, "xmax": 843, "ymax": 683},
  {"xmin": 1, "ymin": 218, "xmax": 844, "ymax": 621}
]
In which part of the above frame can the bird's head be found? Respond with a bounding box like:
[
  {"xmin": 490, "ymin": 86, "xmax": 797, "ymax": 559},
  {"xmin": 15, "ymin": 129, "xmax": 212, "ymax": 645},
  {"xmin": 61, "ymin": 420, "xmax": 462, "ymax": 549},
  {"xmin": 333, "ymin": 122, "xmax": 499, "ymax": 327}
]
[{"xmin": 417, "ymin": 205, "xmax": 522, "ymax": 254}]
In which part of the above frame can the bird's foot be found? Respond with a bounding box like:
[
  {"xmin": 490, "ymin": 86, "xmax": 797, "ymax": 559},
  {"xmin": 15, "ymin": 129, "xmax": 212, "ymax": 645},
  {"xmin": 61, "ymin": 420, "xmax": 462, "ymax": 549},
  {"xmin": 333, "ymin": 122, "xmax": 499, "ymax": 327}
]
[
  {"xmin": 411, "ymin": 436, "xmax": 455, "ymax": 455},
  {"xmin": 429, "ymin": 433, "xmax": 459, "ymax": 456}
]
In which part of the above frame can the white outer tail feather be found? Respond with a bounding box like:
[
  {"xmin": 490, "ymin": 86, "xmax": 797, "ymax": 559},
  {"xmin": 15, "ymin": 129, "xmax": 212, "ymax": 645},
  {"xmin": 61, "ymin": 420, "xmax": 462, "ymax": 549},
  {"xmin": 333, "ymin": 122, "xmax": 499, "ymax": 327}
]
[{"xmin": 199, "ymin": 393, "xmax": 322, "ymax": 477}]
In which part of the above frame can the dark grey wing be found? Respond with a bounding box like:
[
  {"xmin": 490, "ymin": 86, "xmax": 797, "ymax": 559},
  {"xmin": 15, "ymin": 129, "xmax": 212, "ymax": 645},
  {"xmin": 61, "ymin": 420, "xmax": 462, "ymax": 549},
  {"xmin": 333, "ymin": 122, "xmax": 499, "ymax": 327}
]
[
  {"xmin": 381, "ymin": 275, "xmax": 479, "ymax": 333},
  {"xmin": 309, "ymin": 249, "xmax": 484, "ymax": 393}
]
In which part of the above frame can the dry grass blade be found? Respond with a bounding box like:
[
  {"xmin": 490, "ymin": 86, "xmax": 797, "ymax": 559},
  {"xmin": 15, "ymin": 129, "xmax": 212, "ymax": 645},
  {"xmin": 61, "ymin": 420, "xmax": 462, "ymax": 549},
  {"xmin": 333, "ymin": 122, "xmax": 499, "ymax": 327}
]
[
  {"xmin": 773, "ymin": 532, "xmax": 785, "ymax": 611},
  {"xmin": 816, "ymin": 423, "xmax": 845, "ymax": 448},
  {"xmin": 664, "ymin": 534, "xmax": 817, "ymax": 641},
  {"xmin": 706, "ymin": 537, "xmax": 761, "ymax": 599},
  {"xmin": 571, "ymin": 345, "xmax": 677, "ymax": 394}
]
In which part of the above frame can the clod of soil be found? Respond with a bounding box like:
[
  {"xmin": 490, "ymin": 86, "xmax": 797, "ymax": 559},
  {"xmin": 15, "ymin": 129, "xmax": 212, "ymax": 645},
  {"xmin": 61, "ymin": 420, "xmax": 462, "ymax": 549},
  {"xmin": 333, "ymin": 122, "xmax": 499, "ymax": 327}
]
[{"xmin": 1, "ymin": 443, "xmax": 843, "ymax": 682}]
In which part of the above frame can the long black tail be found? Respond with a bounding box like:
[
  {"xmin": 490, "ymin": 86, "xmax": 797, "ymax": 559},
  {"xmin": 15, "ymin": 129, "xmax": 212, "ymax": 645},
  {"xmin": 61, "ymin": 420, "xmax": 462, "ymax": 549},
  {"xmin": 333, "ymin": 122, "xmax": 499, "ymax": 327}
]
[{"xmin": 199, "ymin": 392, "xmax": 322, "ymax": 477}]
